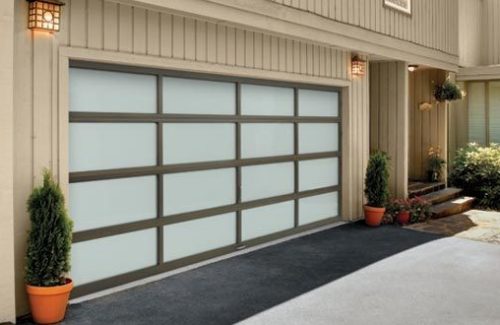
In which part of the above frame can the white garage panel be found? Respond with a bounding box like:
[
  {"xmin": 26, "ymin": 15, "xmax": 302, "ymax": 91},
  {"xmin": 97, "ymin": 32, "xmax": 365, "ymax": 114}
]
[
  {"xmin": 299, "ymin": 158, "xmax": 339, "ymax": 191},
  {"xmin": 298, "ymin": 89, "xmax": 339, "ymax": 116},
  {"xmin": 241, "ymin": 84, "xmax": 294, "ymax": 116},
  {"xmin": 299, "ymin": 192, "xmax": 339, "ymax": 225},
  {"xmin": 163, "ymin": 77, "xmax": 235, "ymax": 114},
  {"xmin": 69, "ymin": 176, "xmax": 157, "ymax": 232},
  {"xmin": 242, "ymin": 201, "xmax": 295, "ymax": 241},
  {"xmin": 299, "ymin": 123, "xmax": 339, "ymax": 154},
  {"xmin": 241, "ymin": 162, "xmax": 294, "ymax": 201},
  {"xmin": 69, "ymin": 68, "xmax": 157, "ymax": 113},
  {"xmin": 241, "ymin": 124, "xmax": 294, "ymax": 158},
  {"xmin": 69, "ymin": 123, "xmax": 156, "ymax": 172},
  {"xmin": 163, "ymin": 213, "xmax": 236, "ymax": 262},
  {"xmin": 71, "ymin": 229, "xmax": 157, "ymax": 285},
  {"xmin": 163, "ymin": 168, "xmax": 236, "ymax": 215},
  {"xmin": 163, "ymin": 123, "xmax": 235, "ymax": 164}
]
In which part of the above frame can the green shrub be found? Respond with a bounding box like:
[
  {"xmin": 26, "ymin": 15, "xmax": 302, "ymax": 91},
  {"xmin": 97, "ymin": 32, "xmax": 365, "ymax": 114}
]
[
  {"xmin": 433, "ymin": 80, "xmax": 463, "ymax": 102},
  {"xmin": 25, "ymin": 171, "xmax": 73, "ymax": 286},
  {"xmin": 364, "ymin": 151, "xmax": 390, "ymax": 208},
  {"xmin": 449, "ymin": 143, "xmax": 500, "ymax": 210}
]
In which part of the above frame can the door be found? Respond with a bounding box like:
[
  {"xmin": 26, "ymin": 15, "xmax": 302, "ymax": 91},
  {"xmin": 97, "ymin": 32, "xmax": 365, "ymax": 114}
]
[{"xmin": 68, "ymin": 62, "xmax": 341, "ymax": 297}]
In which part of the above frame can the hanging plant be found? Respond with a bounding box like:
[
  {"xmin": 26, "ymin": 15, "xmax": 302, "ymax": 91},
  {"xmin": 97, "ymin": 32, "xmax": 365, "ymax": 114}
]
[{"xmin": 433, "ymin": 80, "xmax": 463, "ymax": 102}]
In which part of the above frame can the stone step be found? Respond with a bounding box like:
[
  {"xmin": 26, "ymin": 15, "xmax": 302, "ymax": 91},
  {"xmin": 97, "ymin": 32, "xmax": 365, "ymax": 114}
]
[
  {"xmin": 421, "ymin": 187, "xmax": 463, "ymax": 205},
  {"xmin": 430, "ymin": 196, "xmax": 476, "ymax": 219},
  {"xmin": 408, "ymin": 182, "xmax": 446, "ymax": 198}
]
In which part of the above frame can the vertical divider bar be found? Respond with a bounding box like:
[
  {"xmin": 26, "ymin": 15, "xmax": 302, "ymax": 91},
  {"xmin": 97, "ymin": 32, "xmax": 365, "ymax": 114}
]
[
  {"xmin": 157, "ymin": 75, "xmax": 164, "ymax": 264},
  {"xmin": 236, "ymin": 83, "xmax": 242, "ymax": 245},
  {"xmin": 294, "ymin": 88, "xmax": 299, "ymax": 228}
]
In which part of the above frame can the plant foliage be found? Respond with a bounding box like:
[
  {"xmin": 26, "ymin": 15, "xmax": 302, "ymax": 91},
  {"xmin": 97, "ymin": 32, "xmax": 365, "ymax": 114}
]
[
  {"xmin": 25, "ymin": 170, "xmax": 73, "ymax": 286},
  {"xmin": 449, "ymin": 143, "xmax": 500, "ymax": 210},
  {"xmin": 433, "ymin": 80, "xmax": 463, "ymax": 102},
  {"xmin": 384, "ymin": 197, "xmax": 432, "ymax": 224},
  {"xmin": 364, "ymin": 151, "xmax": 390, "ymax": 208}
]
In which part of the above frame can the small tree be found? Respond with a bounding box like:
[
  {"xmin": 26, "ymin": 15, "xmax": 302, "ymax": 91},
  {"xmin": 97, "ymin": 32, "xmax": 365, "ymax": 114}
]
[
  {"xmin": 364, "ymin": 151, "xmax": 390, "ymax": 208},
  {"xmin": 25, "ymin": 170, "xmax": 73, "ymax": 287}
]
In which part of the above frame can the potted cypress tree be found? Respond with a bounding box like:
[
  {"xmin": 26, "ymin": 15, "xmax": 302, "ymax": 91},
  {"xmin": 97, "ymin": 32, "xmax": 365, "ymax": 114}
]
[
  {"xmin": 25, "ymin": 171, "xmax": 73, "ymax": 324},
  {"xmin": 364, "ymin": 151, "xmax": 390, "ymax": 226}
]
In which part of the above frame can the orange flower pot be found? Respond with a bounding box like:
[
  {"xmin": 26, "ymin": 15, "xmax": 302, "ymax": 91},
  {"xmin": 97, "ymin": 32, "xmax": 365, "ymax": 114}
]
[
  {"xmin": 397, "ymin": 211, "xmax": 411, "ymax": 225},
  {"xmin": 26, "ymin": 278, "xmax": 73, "ymax": 324},
  {"xmin": 364, "ymin": 205, "xmax": 386, "ymax": 227}
]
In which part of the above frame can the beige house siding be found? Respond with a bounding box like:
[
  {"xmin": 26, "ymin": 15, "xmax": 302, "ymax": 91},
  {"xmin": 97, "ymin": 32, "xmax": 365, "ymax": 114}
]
[
  {"xmin": 271, "ymin": 0, "xmax": 459, "ymax": 56},
  {"xmin": 369, "ymin": 61, "xmax": 409, "ymax": 198},
  {"xmin": 483, "ymin": 0, "xmax": 500, "ymax": 65},
  {"xmin": 458, "ymin": 0, "xmax": 483, "ymax": 67},
  {"xmin": 12, "ymin": 0, "xmax": 368, "ymax": 315},
  {"xmin": 0, "ymin": 0, "xmax": 16, "ymax": 323}
]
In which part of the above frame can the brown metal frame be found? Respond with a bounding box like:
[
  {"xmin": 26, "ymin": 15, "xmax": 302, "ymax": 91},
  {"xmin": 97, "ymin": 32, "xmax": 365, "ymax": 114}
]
[{"xmin": 68, "ymin": 60, "xmax": 342, "ymax": 298}]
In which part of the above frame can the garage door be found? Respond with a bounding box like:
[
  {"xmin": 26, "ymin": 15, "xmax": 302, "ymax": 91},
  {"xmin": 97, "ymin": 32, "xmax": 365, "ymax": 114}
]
[{"xmin": 68, "ymin": 62, "xmax": 341, "ymax": 297}]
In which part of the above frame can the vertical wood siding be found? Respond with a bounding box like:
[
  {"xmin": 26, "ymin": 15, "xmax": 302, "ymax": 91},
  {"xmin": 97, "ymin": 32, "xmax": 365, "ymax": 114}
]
[
  {"xmin": 271, "ymin": 0, "xmax": 458, "ymax": 56},
  {"xmin": 369, "ymin": 61, "xmax": 409, "ymax": 197},
  {"xmin": 13, "ymin": 0, "xmax": 369, "ymax": 315},
  {"xmin": 483, "ymin": 0, "xmax": 500, "ymax": 65},
  {"xmin": 458, "ymin": 0, "xmax": 482, "ymax": 67}
]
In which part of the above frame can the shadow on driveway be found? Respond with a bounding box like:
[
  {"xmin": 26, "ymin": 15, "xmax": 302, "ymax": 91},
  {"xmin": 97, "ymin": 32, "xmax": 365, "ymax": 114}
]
[{"xmin": 20, "ymin": 222, "xmax": 441, "ymax": 325}]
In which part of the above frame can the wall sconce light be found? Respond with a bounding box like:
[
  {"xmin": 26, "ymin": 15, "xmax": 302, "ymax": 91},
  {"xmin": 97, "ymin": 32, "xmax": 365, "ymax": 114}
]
[
  {"xmin": 351, "ymin": 56, "xmax": 366, "ymax": 77},
  {"xmin": 28, "ymin": 0, "xmax": 64, "ymax": 32},
  {"xmin": 408, "ymin": 65, "xmax": 419, "ymax": 72}
]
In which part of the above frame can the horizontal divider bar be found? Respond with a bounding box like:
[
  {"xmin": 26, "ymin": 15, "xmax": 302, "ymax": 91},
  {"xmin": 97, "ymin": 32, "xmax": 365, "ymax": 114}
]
[
  {"xmin": 69, "ymin": 151, "xmax": 339, "ymax": 183},
  {"xmin": 72, "ymin": 185, "xmax": 339, "ymax": 243},
  {"xmin": 71, "ymin": 216, "xmax": 340, "ymax": 299},
  {"xmin": 69, "ymin": 112, "xmax": 340, "ymax": 124}
]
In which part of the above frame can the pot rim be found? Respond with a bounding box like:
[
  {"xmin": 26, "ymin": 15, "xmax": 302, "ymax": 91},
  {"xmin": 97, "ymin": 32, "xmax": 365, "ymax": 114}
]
[
  {"xmin": 364, "ymin": 205, "xmax": 386, "ymax": 212},
  {"xmin": 26, "ymin": 278, "xmax": 73, "ymax": 296}
]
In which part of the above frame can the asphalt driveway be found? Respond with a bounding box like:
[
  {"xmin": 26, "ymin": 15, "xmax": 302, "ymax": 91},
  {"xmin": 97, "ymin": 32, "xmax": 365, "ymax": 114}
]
[{"xmin": 19, "ymin": 221, "xmax": 500, "ymax": 324}]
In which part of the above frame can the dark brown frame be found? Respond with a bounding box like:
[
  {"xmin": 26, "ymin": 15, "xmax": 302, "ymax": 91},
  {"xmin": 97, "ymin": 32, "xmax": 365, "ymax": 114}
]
[{"xmin": 69, "ymin": 60, "xmax": 342, "ymax": 297}]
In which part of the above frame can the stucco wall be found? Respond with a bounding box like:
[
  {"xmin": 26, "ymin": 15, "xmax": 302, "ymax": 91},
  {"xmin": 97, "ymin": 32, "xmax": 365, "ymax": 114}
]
[{"xmin": 12, "ymin": 0, "xmax": 369, "ymax": 315}]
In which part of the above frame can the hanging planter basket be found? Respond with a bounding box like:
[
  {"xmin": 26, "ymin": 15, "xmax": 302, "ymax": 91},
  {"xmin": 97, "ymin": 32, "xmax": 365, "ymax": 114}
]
[{"xmin": 433, "ymin": 81, "xmax": 463, "ymax": 103}]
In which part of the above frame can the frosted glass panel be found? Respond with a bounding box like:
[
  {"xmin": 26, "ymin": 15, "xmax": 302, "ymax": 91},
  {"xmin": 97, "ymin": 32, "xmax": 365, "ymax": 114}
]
[
  {"xmin": 163, "ymin": 213, "xmax": 236, "ymax": 262},
  {"xmin": 69, "ymin": 123, "xmax": 156, "ymax": 172},
  {"xmin": 299, "ymin": 192, "xmax": 338, "ymax": 225},
  {"xmin": 241, "ymin": 124, "xmax": 294, "ymax": 158},
  {"xmin": 299, "ymin": 123, "xmax": 339, "ymax": 153},
  {"xmin": 468, "ymin": 82, "xmax": 486, "ymax": 145},
  {"xmin": 69, "ymin": 68, "xmax": 156, "ymax": 113},
  {"xmin": 70, "ymin": 176, "xmax": 156, "ymax": 232},
  {"xmin": 242, "ymin": 201, "xmax": 294, "ymax": 241},
  {"xmin": 489, "ymin": 82, "xmax": 500, "ymax": 143},
  {"xmin": 241, "ymin": 84, "xmax": 294, "ymax": 116},
  {"xmin": 241, "ymin": 162, "xmax": 294, "ymax": 201},
  {"xmin": 163, "ymin": 124, "xmax": 235, "ymax": 164},
  {"xmin": 298, "ymin": 89, "xmax": 338, "ymax": 116},
  {"xmin": 299, "ymin": 158, "xmax": 339, "ymax": 191},
  {"xmin": 163, "ymin": 77, "xmax": 235, "ymax": 114},
  {"xmin": 71, "ymin": 229, "xmax": 156, "ymax": 285},
  {"xmin": 163, "ymin": 168, "xmax": 235, "ymax": 215}
]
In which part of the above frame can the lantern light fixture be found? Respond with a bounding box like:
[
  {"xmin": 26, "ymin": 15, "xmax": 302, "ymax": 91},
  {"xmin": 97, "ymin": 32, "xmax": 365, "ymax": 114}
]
[
  {"xmin": 27, "ymin": 0, "xmax": 64, "ymax": 32},
  {"xmin": 408, "ymin": 64, "xmax": 419, "ymax": 72},
  {"xmin": 351, "ymin": 55, "xmax": 366, "ymax": 77}
]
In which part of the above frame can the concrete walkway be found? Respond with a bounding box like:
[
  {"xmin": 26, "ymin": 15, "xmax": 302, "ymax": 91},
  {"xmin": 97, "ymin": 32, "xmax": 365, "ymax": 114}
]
[{"xmin": 239, "ymin": 236, "xmax": 500, "ymax": 325}]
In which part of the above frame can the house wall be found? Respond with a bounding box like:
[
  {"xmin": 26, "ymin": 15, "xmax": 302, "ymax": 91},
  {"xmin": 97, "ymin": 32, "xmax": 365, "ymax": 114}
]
[
  {"xmin": 12, "ymin": 0, "xmax": 369, "ymax": 316},
  {"xmin": 271, "ymin": 0, "xmax": 458, "ymax": 56},
  {"xmin": 448, "ymin": 81, "xmax": 468, "ymax": 165},
  {"xmin": 408, "ymin": 69, "xmax": 448, "ymax": 181},
  {"xmin": 0, "ymin": 0, "xmax": 16, "ymax": 323},
  {"xmin": 458, "ymin": 0, "xmax": 483, "ymax": 67},
  {"xmin": 482, "ymin": 0, "xmax": 500, "ymax": 66},
  {"xmin": 369, "ymin": 61, "xmax": 409, "ymax": 198}
]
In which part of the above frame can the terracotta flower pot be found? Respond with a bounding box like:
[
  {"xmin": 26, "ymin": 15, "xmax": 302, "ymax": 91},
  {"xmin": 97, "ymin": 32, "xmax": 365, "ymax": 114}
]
[
  {"xmin": 397, "ymin": 211, "xmax": 411, "ymax": 225},
  {"xmin": 364, "ymin": 205, "xmax": 386, "ymax": 227},
  {"xmin": 26, "ymin": 278, "xmax": 73, "ymax": 324}
]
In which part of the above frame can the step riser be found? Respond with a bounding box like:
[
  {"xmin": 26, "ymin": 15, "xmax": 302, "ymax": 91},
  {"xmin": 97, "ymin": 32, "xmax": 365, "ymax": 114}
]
[
  {"xmin": 421, "ymin": 188, "xmax": 463, "ymax": 205},
  {"xmin": 431, "ymin": 198, "xmax": 475, "ymax": 219},
  {"xmin": 409, "ymin": 183, "xmax": 446, "ymax": 198}
]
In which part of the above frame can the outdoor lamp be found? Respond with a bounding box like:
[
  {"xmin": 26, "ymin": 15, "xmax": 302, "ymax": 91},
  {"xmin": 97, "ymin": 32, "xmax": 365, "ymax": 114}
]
[
  {"xmin": 28, "ymin": 0, "xmax": 64, "ymax": 32},
  {"xmin": 351, "ymin": 56, "xmax": 366, "ymax": 77},
  {"xmin": 408, "ymin": 65, "xmax": 419, "ymax": 72}
]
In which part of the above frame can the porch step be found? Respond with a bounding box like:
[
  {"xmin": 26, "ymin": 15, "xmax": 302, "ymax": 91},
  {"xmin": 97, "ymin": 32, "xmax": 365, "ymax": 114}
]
[
  {"xmin": 430, "ymin": 196, "xmax": 476, "ymax": 219},
  {"xmin": 420, "ymin": 187, "xmax": 463, "ymax": 205},
  {"xmin": 408, "ymin": 182, "xmax": 446, "ymax": 198}
]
